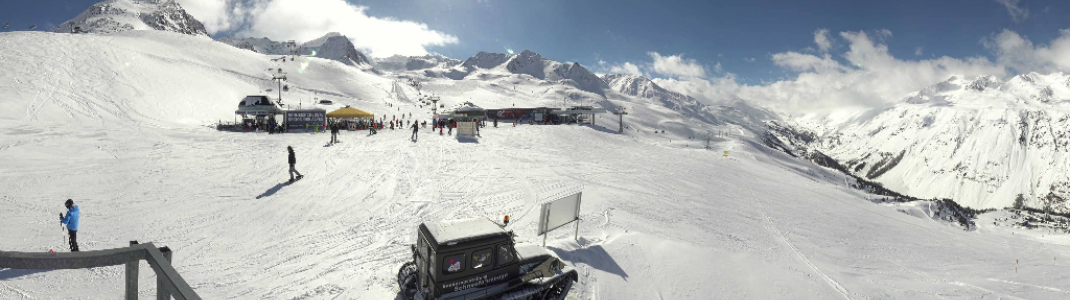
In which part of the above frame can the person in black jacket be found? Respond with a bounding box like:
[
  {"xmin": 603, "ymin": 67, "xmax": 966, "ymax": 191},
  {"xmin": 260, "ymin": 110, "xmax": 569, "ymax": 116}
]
[
  {"xmin": 288, "ymin": 146, "xmax": 303, "ymax": 182},
  {"xmin": 330, "ymin": 123, "xmax": 339, "ymax": 144},
  {"xmin": 410, "ymin": 121, "xmax": 419, "ymax": 141}
]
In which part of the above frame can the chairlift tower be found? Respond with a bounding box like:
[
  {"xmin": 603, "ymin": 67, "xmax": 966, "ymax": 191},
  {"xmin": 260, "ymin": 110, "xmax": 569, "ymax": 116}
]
[
  {"xmin": 612, "ymin": 107, "xmax": 628, "ymax": 133},
  {"xmin": 271, "ymin": 74, "xmax": 287, "ymax": 106},
  {"xmin": 429, "ymin": 95, "xmax": 440, "ymax": 117}
]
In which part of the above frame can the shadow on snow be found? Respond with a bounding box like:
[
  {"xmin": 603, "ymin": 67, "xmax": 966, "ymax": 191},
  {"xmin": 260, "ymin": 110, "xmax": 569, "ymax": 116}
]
[
  {"xmin": 256, "ymin": 182, "xmax": 288, "ymax": 199},
  {"xmin": 0, "ymin": 268, "xmax": 53, "ymax": 280},
  {"xmin": 548, "ymin": 245, "xmax": 628, "ymax": 280}
]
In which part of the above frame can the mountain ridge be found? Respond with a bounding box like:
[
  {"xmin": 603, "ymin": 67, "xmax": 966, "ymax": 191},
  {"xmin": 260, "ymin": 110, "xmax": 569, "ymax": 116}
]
[{"xmin": 55, "ymin": 0, "xmax": 208, "ymax": 37}]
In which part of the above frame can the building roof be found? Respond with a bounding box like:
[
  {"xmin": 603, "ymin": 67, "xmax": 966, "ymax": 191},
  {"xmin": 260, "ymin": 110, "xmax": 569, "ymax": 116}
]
[
  {"xmin": 326, "ymin": 106, "xmax": 374, "ymax": 118},
  {"xmin": 423, "ymin": 218, "xmax": 507, "ymax": 245}
]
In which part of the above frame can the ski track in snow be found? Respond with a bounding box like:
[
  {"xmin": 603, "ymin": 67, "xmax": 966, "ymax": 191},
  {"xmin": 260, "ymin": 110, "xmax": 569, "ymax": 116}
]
[{"xmin": 754, "ymin": 188, "xmax": 853, "ymax": 300}]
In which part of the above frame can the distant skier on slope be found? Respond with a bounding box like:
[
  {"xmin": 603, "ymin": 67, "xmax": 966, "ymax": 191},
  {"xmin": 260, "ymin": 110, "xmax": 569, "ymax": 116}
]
[
  {"xmin": 288, "ymin": 146, "xmax": 303, "ymax": 183},
  {"xmin": 411, "ymin": 121, "xmax": 419, "ymax": 141},
  {"xmin": 59, "ymin": 199, "xmax": 80, "ymax": 252}
]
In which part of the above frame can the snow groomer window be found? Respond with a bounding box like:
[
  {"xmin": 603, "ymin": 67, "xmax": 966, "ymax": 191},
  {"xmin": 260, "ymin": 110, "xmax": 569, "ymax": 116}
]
[
  {"xmin": 472, "ymin": 248, "xmax": 492, "ymax": 269},
  {"xmin": 497, "ymin": 245, "xmax": 514, "ymax": 266},
  {"xmin": 443, "ymin": 254, "xmax": 465, "ymax": 274}
]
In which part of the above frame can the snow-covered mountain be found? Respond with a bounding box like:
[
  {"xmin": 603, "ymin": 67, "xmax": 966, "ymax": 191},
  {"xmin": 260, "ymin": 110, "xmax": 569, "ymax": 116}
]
[
  {"xmin": 304, "ymin": 35, "xmax": 371, "ymax": 66},
  {"xmin": 444, "ymin": 50, "xmax": 608, "ymax": 94},
  {"xmin": 777, "ymin": 73, "xmax": 1070, "ymax": 213},
  {"xmin": 55, "ymin": 0, "xmax": 208, "ymax": 36},
  {"xmin": 373, "ymin": 54, "xmax": 462, "ymax": 72},
  {"xmin": 218, "ymin": 32, "xmax": 371, "ymax": 67},
  {"xmin": 604, "ymin": 74, "xmax": 702, "ymax": 110},
  {"xmin": 215, "ymin": 36, "xmax": 292, "ymax": 54}
]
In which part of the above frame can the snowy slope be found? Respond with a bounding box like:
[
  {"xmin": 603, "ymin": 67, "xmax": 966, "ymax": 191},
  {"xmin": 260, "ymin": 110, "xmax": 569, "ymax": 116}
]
[
  {"xmin": 3, "ymin": 30, "xmax": 1070, "ymax": 300},
  {"xmin": 55, "ymin": 0, "xmax": 208, "ymax": 36},
  {"xmin": 0, "ymin": 31, "xmax": 393, "ymax": 128},
  {"xmin": 785, "ymin": 74, "xmax": 1070, "ymax": 213}
]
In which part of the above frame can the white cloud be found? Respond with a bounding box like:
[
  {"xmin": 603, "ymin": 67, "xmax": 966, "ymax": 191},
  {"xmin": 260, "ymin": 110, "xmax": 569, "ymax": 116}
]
[
  {"xmin": 653, "ymin": 74, "xmax": 742, "ymax": 104},
  {"xmin": 875, "ymin": 28, "xmax": 893, "ymax": 40},
  {"xmin": 737, "ymin": 30, "xmax": 1005, "ymax": 109},
  {"xmin": 994, "ymin": 0, "xmax": 1029, "ymax": 23},
  {"xmin": 650, "ymin": 30, "xmax": 1007, "ymax": 111},
  {"xmin": 771, "ymin": 52, "xmax": 844, "ymax": 73},
  {"xmin": 814, "ymin": 28, "xmax": 832, "ymax": 52},
  {"xmin": 648, "ymin": 52, "xmax": 706, "ymax": 78},
  {"xmin": 608, "ymin": 62, "xmax": 643, "ymax": 77},
  {"xmin": 744, "ymin": 57, "xmax": 756, "ymax": 62},
  {"xmin": 983, "ymin": 29, "xmax": 1070, "ymax": 74},
  {"xmin": 177, "ymin": 0, "xmax": 458, "ymax": 57},
  {"xmin": 176, "ymin": 0, "xmax": 239, "ymax": 34},
  {"xmin": 617, "ymin": 28, "xmax": 1070, "ymax": 112}
]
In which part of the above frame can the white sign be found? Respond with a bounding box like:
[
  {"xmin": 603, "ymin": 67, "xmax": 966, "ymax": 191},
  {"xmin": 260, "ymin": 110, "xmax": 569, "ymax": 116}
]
[
  {"xmin": 538, "ymin": 192, "xmax": 582, "ymax": 235},
  {"xmin": 457, "ymin": 122, "xmax": 478, "ymax": 136}
]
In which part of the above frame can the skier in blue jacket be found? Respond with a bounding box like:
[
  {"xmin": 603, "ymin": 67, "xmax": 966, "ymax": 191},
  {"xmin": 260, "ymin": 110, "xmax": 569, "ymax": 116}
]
[{"xmin": 59, "ymin": 199, "xmax": 80, "ymax": 252}]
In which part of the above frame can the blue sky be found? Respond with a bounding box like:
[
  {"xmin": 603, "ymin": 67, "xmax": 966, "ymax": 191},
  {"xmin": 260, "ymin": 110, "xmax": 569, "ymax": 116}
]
[
  {"xmin": 3, "ymin": 0, "xmax": 1065, "ymax": 84},
  {"xmin": 4, "ymin": 0, "xmax": 1070, "ymax": 108}
]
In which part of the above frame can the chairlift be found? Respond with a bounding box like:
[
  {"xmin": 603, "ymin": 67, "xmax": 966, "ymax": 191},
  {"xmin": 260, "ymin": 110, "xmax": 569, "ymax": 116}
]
[{"xmin": 282, "ymin": 85, "xmax": 289, "ymax": 92}]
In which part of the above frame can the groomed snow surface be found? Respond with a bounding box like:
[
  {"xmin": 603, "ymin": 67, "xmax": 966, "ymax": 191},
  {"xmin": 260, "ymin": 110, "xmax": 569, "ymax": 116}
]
[{"xmin": 2, "ymin": 30, "xmax": 1070, "ymax": 299}]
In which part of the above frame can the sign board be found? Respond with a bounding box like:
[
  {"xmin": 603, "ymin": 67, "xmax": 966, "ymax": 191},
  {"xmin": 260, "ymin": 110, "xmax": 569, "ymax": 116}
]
[
  {"xmin": 284, "ymin": 109, "xmax": 326, "ymax": 130},
  {"xmin": 538, "ymin": 192, "xmax": 582, "ymax": 236},
  {"xmin": 457, "ymin": 122, "xmax": 478, "ymax": 136}
]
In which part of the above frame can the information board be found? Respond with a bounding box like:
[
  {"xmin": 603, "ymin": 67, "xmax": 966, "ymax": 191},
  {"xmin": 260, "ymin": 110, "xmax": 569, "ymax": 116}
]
[
  {"xmin": 284, "ymin": 109, "xmax": 326, "ymax": 130},
  {"xmin": 538, "ymin": 192, "xmax": 582, "ymax": 235}
]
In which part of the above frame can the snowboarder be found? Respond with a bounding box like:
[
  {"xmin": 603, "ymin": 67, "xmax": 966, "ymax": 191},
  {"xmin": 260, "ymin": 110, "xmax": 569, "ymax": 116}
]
[
  {"xmin": 59, "ymin": 199, "xmax": 80, "ymax": 252},
  {"xmin": 411, "ymin": 121, "xmax": 419, "ymax": 140},
  {"xmin": 330, "ymin": 123, "xmax": 339, "ymax": 144},
  {"xmin": 288, "ymin": 146, "xmax": 303, "ymax": 183}
]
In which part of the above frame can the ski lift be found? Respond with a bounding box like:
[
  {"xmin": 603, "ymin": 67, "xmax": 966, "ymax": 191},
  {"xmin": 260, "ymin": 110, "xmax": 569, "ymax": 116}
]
[
  {"xmin": 3, "ymin": 23, "xmax": 10, "ymax": 29},
  {"xmin": 283, "ymin": 85, "xmax": 290, "ymax": 92}
]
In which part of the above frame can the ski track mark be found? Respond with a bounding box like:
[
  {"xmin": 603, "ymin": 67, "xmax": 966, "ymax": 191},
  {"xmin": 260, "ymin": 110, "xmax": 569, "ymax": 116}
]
[
  {"xmin": 754, "ymin": 188, "xmax": 852, "ymax": 300},
  {"xmin": 987, "ymin": 278, "xmax": 1070, "ymax": 295}
]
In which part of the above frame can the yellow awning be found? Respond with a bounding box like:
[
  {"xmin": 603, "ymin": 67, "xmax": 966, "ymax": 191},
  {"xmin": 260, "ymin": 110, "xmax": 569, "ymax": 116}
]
[{"xmin": 326, "ymin": 106, "xmax": 374, "ymax": 118}]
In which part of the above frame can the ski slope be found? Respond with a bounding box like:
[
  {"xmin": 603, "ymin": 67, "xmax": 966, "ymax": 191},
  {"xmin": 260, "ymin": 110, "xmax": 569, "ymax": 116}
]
[{"xmin": 1, "ymin": 30, "xmax": 1070, "ymax": 299}]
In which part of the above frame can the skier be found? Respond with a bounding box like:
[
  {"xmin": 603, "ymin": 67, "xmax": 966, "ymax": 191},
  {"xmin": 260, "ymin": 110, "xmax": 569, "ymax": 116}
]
[
  {"xmin": 59, "ymin": 199, "xmax": 80, "ymax": 252},
  {"xmin": 411, "ymin": 121, "xmax": 419, "ymax": 141},
  {"xmin": 448, "ymin": 119, "xmax": 454, "ymax": 136},
  {"xmin": 287, "ymin": 146, "xmax": 303, "ymax": 183}
]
